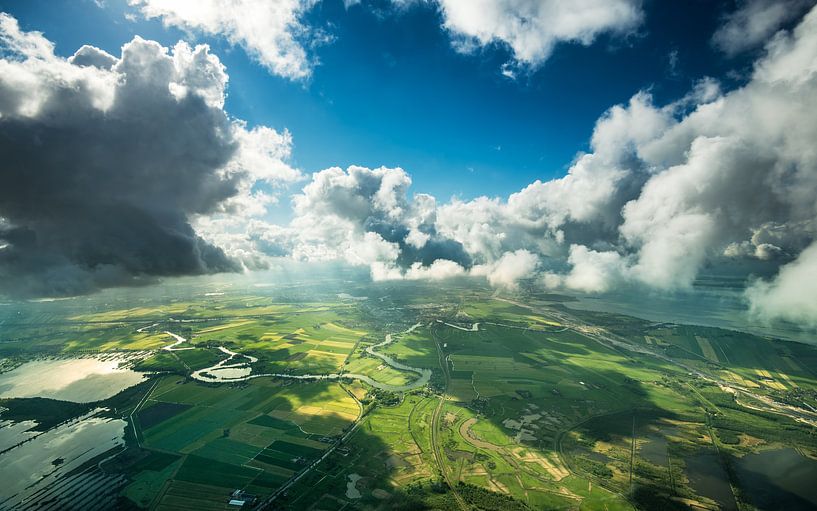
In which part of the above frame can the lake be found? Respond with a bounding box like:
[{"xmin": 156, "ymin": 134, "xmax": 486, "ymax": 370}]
[
  {"xmin": 734, "ymin": 448, "xmax": 817, "ymax": 510},
  {"xmin": 0, "ymin": 357, "xmax": 145, "ymax": 403}
]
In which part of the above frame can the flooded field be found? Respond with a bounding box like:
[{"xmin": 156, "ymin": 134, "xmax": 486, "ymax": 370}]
[
  {"xmin": 734, "ymin": 448, "xmax": 817, "ymax": 510},
  {"xmin": 0, "ymin": 419, "xmax": 38, "ymax": 452},
  {"xmin": 0, "ymin": 357, "xmax": 145, "ymax": 403},
  {"xmin": 0, "ymin": 415, "xmax": 127, "ymax": 510}
]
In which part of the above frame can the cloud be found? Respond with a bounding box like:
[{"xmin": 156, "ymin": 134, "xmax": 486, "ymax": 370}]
[
  {"xmin": 405, "ymin": 259, "xmax": 466, "ymax": 280},
  {"xmin": 435, "ymin": 0, "xmax": 643, "ymax": 69},
  {"xmin": 471, "ymin": 249, "xmax": 539, "ymax": 290},
  {"xmin": 562, "ymin": 245, "xmax": 628, "ymax": 293},
  {"xmin": 129, "ymin": 0, "xmax": 319, "ymax": 80},
  {"xmin": 544, "ymin": 6, "xmax": 817, "ymax": 307},
  {"xmin": 212, "ymin": 165, "xmax": 472, "ymax": 281},
  {"xmin": 712, "ymin": 0, "xmax": 815, "ymax": 56},
  {"xmin": 0, "ymin": 14, "xmax": 297, "ymax": 298},
  {"xmin": 746, "ymin": 241, "xmax": 817, "ymax": 326}
]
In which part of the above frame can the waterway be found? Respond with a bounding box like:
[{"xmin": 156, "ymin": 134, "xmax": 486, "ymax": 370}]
[{"xmin": 170, "ymin": 323, "xmax": 432, "ymax": 391}]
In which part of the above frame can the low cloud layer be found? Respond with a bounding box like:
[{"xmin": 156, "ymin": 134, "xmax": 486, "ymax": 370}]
[{"xmin": 0, "ymin": 14, "xmax": 297, "ymax": 297}]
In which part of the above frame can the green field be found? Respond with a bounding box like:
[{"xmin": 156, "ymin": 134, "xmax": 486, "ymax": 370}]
[
  {"xmin": 2, "ymin": 283, "xmax": 817, "ymax": 510},
  {"xmin": 117, "ymin": 375, "xmax": 360, "ymax": 509}
]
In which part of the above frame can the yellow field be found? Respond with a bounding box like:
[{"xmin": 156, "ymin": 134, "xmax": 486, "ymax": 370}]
[
  {"xmin": 320, "ymin": 340, "xmax": 356, "ymax": 349},
  {"xmin": 308, "ymin": 349, "xmax": 347, "ymax": 358},
  {"xmin": 322, "ymin": 322, "xmax": 366, "ymax": 336},
  {"xmin": 720, "ymin": 370, "xmax": 760, "ymax": 388},
  {"xmin": 65, "ymin": 331, "xmax": 171, "ymax": 351},
  {"xmin": 511, "ymin": 447, "xmax": 569, "ymax": 481},
  {"xmin": 270, "ymin": 402, "xmax": 358, "ymax": 435},
  {"xmin": 526, "ymin": 315, "xmax": 561, "ymax": 327},
  {"xmin": 755, "ymin": 368, "xmax": 773, "ymax": 378},
  {"xmin": 71, "ymin": 304, "xmax": 193, "ymax": 321},
  {"xmin": 776, "ymin": 370, "xmax": 798, "ymax": 388}
]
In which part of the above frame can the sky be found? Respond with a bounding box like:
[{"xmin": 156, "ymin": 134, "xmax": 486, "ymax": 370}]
[
  {"xmin": 1, "ymin": 0, "xmax": 817, "ymax": 327},
  {"xmin": 1, "ymin": 0, "xmax": 758, "ymax": 200}
]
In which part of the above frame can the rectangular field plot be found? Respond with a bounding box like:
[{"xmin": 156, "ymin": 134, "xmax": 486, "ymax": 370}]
[
  {"xmin": 155, "ymin": 480, "xmax": 245, "ymax": 511},
  {"xmin": 138, "ymin": 401, "xmax": 191, "ymax": 430},
  {"xmin": 267, "ymin": 439, "xmax": 326, "ymax": 458},
  {"xmin": 143, "ymin": 405, "xmax": 248, "ymax": 453},
  {"xmin": 343, "ymin": 355, "xmax": 412, "ymax": 386},
  {"xmin": 191, "ymin": 438, "xmax": 263, "ymax": 465},
  {"xmin": 174, "ymin": 455, "xmax": 260, "ymax": 488}
]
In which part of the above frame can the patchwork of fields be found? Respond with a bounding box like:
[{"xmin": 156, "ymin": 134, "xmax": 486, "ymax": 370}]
[
  {"xmin": 274, "ymin": 296, "xmax": 817, "ymax": 511},
  {"xmin": 121, "ymin": 377, "xmax": 360, "ymax": 510},
  {"xmin": 3, "ymin": 286, "xmax": 817, "ymax": 511}
]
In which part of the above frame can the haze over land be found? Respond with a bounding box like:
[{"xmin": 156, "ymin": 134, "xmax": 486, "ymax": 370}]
[{"xmin": 1, "ymin": 2, "xmax": 817, "ymax": 511}]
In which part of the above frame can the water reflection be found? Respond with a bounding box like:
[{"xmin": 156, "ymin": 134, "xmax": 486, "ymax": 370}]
[
  {"xmin": 0, "ymin": 357, "xmax": 145, "ymax": 403},
  {"xmin": 0, "ymin": 415, "xmax": 126, "ymax": 509}
]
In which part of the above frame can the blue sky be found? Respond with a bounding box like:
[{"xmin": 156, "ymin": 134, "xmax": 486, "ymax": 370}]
[{"xmin": 1, "ymin": 0, "xmax": 757, "ymax": 200}]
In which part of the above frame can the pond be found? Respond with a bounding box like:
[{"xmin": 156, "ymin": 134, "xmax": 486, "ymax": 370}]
[
  {"xmin": 684, "ymin": 450, "xmax": 738, "ymax": 511},
  {"xmin": 734, "ymin": 448, "xmax": 817, "ymax": 510},
  {"xmin": 0, "ymin": 357, "xmax": 145, "ymax": 403}
]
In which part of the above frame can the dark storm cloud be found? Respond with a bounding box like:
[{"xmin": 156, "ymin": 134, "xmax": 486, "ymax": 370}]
[{"xmin": 0, "ymin": 17, "xmax": 243, "ymax": 298}]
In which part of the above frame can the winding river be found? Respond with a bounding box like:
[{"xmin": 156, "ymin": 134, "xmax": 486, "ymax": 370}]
[{"xmin": 164, "ymin": 323, "xmax": 432, "ymax": 392}]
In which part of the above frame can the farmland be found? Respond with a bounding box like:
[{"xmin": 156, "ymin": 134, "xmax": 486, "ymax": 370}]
[{"xmin": 1, "ymin": 280, "xmax": 817, "ymax": 510}]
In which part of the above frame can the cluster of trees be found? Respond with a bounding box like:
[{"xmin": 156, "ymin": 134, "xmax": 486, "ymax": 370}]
[
  {"xmin": 363, "ymin": 388, "xmax": 400, "ymax": 406},
  {"xmin": 455, "ymin": 482, "xmax": 531, "ymax": 511}
]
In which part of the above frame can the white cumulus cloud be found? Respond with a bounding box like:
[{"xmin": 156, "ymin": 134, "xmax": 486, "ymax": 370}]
[
  {"xmin": 436, "ymin": 0, "xmax": 643, "ymax": 69},
  {"xmin": 129, "ymin": 0, "xmax": 319, "ymax": 80}
]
